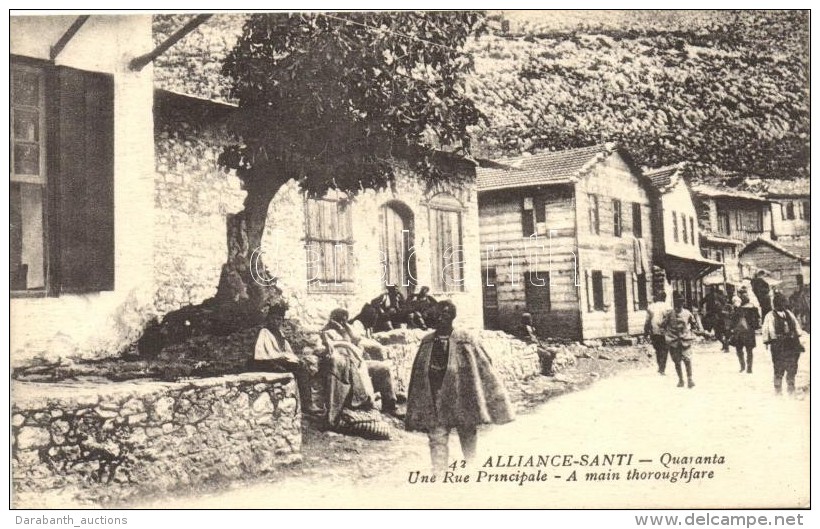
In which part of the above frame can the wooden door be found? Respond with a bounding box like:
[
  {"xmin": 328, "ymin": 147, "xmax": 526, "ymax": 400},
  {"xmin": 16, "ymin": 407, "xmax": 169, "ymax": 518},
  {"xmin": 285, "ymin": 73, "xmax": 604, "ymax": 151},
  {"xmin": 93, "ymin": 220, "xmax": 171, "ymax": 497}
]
[
  {"xmin": 380, "ymin": 203, "xmax": 415, "ymax": 296},
  {"xmin": 524, "ymin": 270, "xmax": 551, "ymax": 334},
  {"xmin": 613, "ymin": 271, "xmax": 629, "ymax": 334},
  {"xmin": 482, "ymin": 267, "xmax": 499, "ymax": 329}
]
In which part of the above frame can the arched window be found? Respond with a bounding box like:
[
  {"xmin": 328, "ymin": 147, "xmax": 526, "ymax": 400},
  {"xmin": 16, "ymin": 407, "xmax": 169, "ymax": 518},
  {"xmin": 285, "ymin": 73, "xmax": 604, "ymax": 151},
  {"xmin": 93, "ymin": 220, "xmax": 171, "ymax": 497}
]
[{"xmin": 428, "ymin": 193, "xmax": 464, "ymax": 292}]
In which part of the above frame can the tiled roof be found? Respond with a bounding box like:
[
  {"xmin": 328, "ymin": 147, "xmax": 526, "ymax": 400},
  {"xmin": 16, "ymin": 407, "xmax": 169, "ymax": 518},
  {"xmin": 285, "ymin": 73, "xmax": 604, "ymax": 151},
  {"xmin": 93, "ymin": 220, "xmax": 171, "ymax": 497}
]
[
  {"xmin": 776, "ymin": 239, "xmax": 810, "ymax": 261},
  {"xmin": 690, "ymin": 182, "xmax": 769, "ymax": 203},
  {"xmin": 740, "ymin": 238, "xmax": 810, "ymax": 263},
  {"xmin": 645, "ymin": 163, "xmax": 684, "ymax": 193},
  {"xmin": 477, "ymin": 143, "xmax": 618, "ymax": 192},
  {"xmin": 701, "ymin": 233, "xmax": 744, "ymax": 246},
  {"xmin": 763, "ymin": 177, "xmax": 811, "ymax": 197}
]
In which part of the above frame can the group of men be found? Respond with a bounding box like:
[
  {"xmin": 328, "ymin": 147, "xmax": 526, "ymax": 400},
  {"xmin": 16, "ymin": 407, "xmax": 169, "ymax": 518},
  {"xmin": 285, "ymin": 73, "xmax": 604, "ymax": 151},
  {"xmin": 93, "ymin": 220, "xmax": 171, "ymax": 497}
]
[
  {"xmin": 251, "ymin": 294, "xmax": 515, "ymax": 471},
  {"xmin": 646, "ymin": 277, "xmax": 807, "ymax": 395},
  {"xmin": 349, "ymin": 285, "xmax": 440, "ymax": 333}
]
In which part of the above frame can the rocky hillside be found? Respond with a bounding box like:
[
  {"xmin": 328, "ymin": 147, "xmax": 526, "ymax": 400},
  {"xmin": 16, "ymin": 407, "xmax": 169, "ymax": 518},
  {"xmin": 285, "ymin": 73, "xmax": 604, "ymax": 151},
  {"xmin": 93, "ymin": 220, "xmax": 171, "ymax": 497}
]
[{"xmin": 154, "ymin": 11, "xmax": 809, "ymax": 178}]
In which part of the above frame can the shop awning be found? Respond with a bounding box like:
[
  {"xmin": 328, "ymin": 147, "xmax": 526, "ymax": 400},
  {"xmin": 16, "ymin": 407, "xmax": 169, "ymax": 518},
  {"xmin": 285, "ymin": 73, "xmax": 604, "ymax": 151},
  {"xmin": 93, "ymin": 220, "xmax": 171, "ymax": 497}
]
[{"xmin": 662, "ymin": 253, "xmax": 724, "ymax": 281}]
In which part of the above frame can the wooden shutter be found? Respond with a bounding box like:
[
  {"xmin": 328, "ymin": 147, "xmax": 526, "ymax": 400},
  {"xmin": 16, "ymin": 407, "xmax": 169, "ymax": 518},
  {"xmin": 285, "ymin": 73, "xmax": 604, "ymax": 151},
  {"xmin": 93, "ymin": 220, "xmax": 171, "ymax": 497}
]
[
  {"xmin": 522, "ymin": 196, "xmax": 535, "ymax": 237},
  {"xmin": 601, "ymin": 271, "xmax": 612, "ymax": 311},
  {"xmin": 55, "ymin": 66, "xmax": 114, "ymax": 293},
  {"xmin": 585, "ymin": 270, "xmax": 592, "ymax": 312},
  {"xmin": 631, "ymin": 272, "xmax": 639, "ymax": 311}
]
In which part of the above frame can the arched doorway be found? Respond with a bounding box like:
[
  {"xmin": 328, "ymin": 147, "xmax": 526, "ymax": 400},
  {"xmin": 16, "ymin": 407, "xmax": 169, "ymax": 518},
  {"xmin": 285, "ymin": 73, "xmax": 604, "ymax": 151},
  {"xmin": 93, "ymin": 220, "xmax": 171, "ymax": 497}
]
[{"xmin": 379, "ymin": 201, "xmax": 416, "ymax": 297}]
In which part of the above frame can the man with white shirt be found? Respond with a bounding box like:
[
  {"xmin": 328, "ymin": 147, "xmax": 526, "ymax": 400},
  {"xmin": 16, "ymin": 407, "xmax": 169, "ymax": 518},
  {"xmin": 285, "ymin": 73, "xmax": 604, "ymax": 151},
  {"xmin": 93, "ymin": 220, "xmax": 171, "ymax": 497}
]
[{"xmin": 645, "ymin": 291, "xmax": 670, "ymax": 375}]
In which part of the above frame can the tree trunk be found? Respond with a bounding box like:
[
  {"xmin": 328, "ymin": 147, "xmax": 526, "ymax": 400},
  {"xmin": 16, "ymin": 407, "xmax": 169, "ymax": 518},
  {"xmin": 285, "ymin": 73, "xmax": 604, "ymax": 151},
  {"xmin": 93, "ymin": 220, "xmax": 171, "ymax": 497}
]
[{"xmin": 215, "ymin": 179, "xmax": 282, "ymax": 312}]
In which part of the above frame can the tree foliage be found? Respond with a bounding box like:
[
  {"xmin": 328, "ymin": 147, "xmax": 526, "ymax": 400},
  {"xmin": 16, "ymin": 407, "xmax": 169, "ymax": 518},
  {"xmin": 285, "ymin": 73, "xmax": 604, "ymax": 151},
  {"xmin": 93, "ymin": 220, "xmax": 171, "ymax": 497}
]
[
  {"xmin": 468, "ymin": 10, "xmax": 809, "ymax": 178},
  {"xmin": 220, "ymin": 12, "xmax": 485, "ymax": 196}
]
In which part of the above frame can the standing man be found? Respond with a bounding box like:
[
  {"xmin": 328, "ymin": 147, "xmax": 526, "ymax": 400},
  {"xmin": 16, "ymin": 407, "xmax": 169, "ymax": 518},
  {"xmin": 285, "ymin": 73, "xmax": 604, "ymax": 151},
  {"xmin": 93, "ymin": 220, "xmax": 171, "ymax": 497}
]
[
  {"xmin": 661, "ymin": 291, "xmax": 700, "ymax": 389},
  {"xmin": 645, "ymin": 291, "xmax": 670, "ymax": 375},
  {"xmin": 762, "ymin": 292, "xmax": 805, "ymax": 395},
  {"xmin": 730, "ymin": 287, "xmax": 760, "ymax": 374},
  {"xmin": 405, "ymin": 301, "xmax": 515, "ymax": 472},
  {"xmin": 751, "ymin": 270, "xmax": 772, "ymax": 320}
]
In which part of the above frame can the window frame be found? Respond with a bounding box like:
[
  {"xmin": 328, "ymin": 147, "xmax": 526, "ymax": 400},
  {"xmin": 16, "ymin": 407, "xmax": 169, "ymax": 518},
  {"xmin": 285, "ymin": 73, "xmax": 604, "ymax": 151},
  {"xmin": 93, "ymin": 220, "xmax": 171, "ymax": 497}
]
[
  {"xmin": 591, "ymin": 270, "xmax": 605, "ymax": 311},
  {"xmin": 429, "ymin": 192, "xmax": 465, "ymax": 293},
  {"xmin": 11, "ymin": 61, "xmax": 49, "ymax": 297},
  {"xmin": 672, "ymin": 211, "xmax": 679, "ymax": 242},
  {"xmin": 588, "ymin": 193, "xmax": 600, "ymax": 235},
  {"xmin": 613, "ymin": 199, "xmax": 623, "ymax": 238},
  {"xmin": 717, "ymin": 211, "xmax": 731, "ymax": 235},
  {"xmin": 689, "ymin": 216, "xmax": 696, "ymax": 246},
  {"xmin": 632, "ymin": 202, "xmax": 643, "ymax": 238},
  {"xmin": 785, "ymin": 201, "xmax": 796, "ymax": 220},
  {"xmin": 304, "ymin": 192, "xmax": 355, "ymax": 292},
  {"xmin": 521, "ymin": 196, "xmax": 536, "ymax": 238}
]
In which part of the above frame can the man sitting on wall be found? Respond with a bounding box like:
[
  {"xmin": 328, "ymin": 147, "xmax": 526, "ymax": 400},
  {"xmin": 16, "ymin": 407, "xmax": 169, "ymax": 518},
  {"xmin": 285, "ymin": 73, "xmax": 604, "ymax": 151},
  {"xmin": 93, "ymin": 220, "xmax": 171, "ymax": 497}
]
[
  {"xmin": 322, "ymin": 308, "xmax": 405, "ymax": 424},
  {"xmin": 516, "ymin": 313, "xmax": 556, "ymax": 376},
  {"xmin": 250, "ymin": 303, "xmax": 301, "ymax": 373}
]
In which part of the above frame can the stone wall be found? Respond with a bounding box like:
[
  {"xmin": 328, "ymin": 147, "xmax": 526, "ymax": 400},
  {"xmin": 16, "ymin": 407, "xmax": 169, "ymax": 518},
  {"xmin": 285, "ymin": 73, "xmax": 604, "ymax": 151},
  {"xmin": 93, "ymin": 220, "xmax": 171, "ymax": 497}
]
[
  {"xmin": 11, "ymin": 373, "xmax": 300, "ymax": 505},
  {"xmin": 262, "ymin": 173, "xmax": 484, "ymax": 333},
  {"xmin": 371, "ymin": 328, "xmax": 575, "ymax": 394},
  {"xmin": 153, "ymin": 92, "xmax": 246, "ymax": 315}
]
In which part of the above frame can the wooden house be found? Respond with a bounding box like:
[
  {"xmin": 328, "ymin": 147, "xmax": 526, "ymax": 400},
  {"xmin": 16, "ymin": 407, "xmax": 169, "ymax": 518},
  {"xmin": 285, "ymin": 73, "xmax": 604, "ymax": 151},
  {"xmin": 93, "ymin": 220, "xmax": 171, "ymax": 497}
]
[
  {"xmin": 692, "ymin": 182, "xmax": 772, "ymax": 297},
  {"xmin": 477, "ymin": 143, "xmax": 654, "ymax": 340},
  {"xmin": 644, "ymin": 164, "xmax": 722, "ymax": 309},
  {"xmin": 765, "ymin": 178, "xmax": 810, "ymax": 241},
  {"xmin": 739, "ymin": 238, "xmax": 810, "ymax": 297}
]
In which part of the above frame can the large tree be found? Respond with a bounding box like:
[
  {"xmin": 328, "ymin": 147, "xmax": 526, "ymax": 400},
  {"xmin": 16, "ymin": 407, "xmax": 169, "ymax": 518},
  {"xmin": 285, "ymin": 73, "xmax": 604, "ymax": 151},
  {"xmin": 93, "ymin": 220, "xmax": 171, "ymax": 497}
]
[{"xmin": 216, "ymin": 11, "xmax": 485, "ymax": 309}]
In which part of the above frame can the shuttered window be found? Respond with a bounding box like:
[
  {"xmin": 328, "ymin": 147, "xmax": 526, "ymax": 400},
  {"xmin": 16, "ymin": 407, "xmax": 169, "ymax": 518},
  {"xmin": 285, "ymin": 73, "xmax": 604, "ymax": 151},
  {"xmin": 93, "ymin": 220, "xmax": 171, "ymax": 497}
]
[
  {"xmin": 690, "ymin": 217, "xmax": 696, "ymax": 246},
  {"xmin": 717, "ymin": 211, "xmax": 731, "ymax": 235},
  {"xmin": 785, "ymin": 201, "xmax": 796, "ymax": 220},
  {"xmin": 682, "ymin": 213, "xmax": 689, "ymax": 244},
  {"xmin": 11, "ymin": 61, "xmax": 115, "ymax": 296},
  {"xmin": 521, "ymin": 196, "xmax": 535, "ymax": 237},
  {"xmin": 588, "ymin": 194, "xmax": 600, "ymax": 235},
  {"xmin": 632, "ymin": 203, "xmax": 643, "ymax": 238},
  {"xmin": 305, "ymin": 192, "xmax": 354, "ymax": 291},
  {"xmin": 429, "ymin": 193, "xmax": 464, "ymax": 292},
  {"xmin": 632, "ymin": 272, "xmax": 648, "ymax": 310},
  {"xmin": 613, "ymin": 199, "xmax": 623, "ymax": 237},
  {"xmin": 590, "ymin": 270, "xmax": 605, "ymax": 311},
  {"xmin": 672, "ymin": 211, "xmax": 679, "ymax": 242}
]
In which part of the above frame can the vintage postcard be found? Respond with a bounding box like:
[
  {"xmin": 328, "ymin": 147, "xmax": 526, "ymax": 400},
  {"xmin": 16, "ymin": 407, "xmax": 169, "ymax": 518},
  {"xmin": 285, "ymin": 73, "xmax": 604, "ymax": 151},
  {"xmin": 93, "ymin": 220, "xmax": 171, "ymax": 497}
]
[{"xmin": 9, "ymin": 10, "xmax": 810, "ymax": 511}]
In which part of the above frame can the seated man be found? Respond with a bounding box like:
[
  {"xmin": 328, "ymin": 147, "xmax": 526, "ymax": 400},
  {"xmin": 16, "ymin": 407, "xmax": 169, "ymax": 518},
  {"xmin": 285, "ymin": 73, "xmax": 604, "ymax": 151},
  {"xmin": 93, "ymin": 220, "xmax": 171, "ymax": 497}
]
[
  {"xmin": 322, "ymin": 308, "xmax": 404, "ymax": 425},
  {"xmin": 517, "ymin": 313, "xmax": 555, "ymax": 376},
  {"xmin": 370, "ymin": 285, "xmax": 406, "ymax": 331},
  {"xmin": 405, "ymin": 286, "xmax": 438, "ymax": 329},
  {"xmin": 250, "ymin": 303, "xmax": 301, "ymax": 373}
]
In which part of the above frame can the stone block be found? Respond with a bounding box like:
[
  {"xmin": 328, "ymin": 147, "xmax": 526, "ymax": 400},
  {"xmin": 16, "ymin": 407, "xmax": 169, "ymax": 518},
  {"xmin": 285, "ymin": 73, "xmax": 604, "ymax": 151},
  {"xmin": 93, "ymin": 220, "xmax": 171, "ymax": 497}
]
[
  {"xmin": 17, "ymin": 427, "xmax": 51, "ymax": 450},
  {"xmin": 151, "ymin": 396, "xmax": 176, "ymax": 423}
]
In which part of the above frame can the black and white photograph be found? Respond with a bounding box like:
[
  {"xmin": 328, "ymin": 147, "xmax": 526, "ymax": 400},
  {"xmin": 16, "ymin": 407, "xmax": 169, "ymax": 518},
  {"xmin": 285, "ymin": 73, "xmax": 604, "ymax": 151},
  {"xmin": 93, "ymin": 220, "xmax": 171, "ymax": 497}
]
[{"xmin": 8, "ymin": 8, "xmax": 811, "ymax": 514}]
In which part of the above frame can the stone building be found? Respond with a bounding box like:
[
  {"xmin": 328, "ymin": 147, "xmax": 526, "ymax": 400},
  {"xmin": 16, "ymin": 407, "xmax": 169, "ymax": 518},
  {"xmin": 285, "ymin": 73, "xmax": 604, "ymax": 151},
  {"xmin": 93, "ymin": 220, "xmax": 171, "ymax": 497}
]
[{"xmin": 153, "ymin": 89, "xmax": 485, "ymax": 330}]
